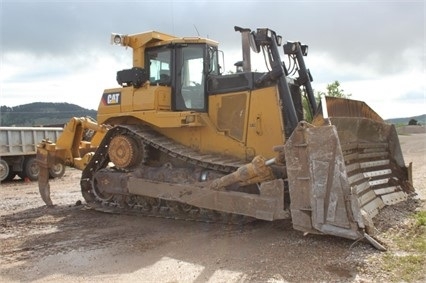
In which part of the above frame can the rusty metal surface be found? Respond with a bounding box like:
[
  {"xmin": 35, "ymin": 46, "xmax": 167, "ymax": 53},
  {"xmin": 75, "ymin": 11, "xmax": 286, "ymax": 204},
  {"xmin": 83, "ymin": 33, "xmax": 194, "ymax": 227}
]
[
  {"xmin": 38, "ymin": 166, "xmax": 53, "ymax": 207},
  {"xmin": 285, "ymin": 122, "xmax": 363, "ymax": 239},
  {"xmin": 284, "ymin": 116, "xmax": 412, "ymax": 242},
  {"xmin": 210, "ymin": 155, "xmax": 274, "ymax": 190},
  {"xmin": 312, "ymin": 96, "xmax": 384, "ymax": 125},
  {"xmin": 36, "ymin": 140, "xmax": 57, "ymax": 206},
  {"xmin": 36, "ymin": 145, "xmax": 54, "ymax": 206},
  {"xmin": 329, "ymin": 117, "xmax": 407, "ymax": 171},
  {"xmin": 128, "ymin": 177, "xmax": 289, "ymax": 221}
]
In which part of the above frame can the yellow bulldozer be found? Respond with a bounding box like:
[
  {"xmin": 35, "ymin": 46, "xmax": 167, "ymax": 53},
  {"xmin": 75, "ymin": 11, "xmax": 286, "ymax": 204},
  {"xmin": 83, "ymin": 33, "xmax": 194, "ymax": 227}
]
[{"xmin": 37, "ymin": 26, "xmax": 414, "ymax": 250}]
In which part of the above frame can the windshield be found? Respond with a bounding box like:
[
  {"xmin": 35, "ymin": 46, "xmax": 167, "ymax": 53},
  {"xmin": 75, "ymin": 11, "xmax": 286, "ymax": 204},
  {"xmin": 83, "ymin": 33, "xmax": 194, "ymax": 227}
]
[
  {"xmin": 146, "ymin": 47, "xmax": 171, "ymax": 85},
  {"xmin": 145, "ymin": 44, "xmax": 218, "ymax": 112}
]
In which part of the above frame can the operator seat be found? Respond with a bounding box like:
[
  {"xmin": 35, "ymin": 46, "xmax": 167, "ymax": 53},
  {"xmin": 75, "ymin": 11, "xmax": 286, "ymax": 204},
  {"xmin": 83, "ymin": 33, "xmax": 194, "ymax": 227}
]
[{"xmin": 159, "ymin": 70, "xmax": 170, "ymax": 85}]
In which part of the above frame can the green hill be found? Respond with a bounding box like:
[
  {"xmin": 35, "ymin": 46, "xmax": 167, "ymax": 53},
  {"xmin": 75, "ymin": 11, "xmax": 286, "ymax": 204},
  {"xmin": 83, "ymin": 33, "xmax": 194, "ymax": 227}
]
[
  {"xmin": 385, "ymin": 114, "xmax": 426, "ymax": 126},
  {"xmin": 0, "ymin": 102, "xmax": 97, "ymax": 127}
]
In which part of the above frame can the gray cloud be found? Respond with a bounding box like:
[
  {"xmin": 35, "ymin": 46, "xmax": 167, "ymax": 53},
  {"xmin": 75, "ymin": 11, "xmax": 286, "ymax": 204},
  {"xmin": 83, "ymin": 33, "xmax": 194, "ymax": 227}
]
[
  {"xmin": 1, "ymin": 1, "xmax": 424, "ymax": 75},
  {"xmin": 396, "ymin": 90, "xmax": 425, "ymax": 103},
  {"xmin": 1, "ymin": 0, "xmax": 424, "ymax": 118}
]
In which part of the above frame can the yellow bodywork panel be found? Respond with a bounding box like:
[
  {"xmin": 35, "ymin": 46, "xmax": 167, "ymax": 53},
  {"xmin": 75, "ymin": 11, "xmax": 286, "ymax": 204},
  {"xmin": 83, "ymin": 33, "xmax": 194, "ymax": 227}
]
[
  {"xmin": 156, "ymin": 86, "xmax": 285, "ymax": 161},
  {"xmin": 156, "ymin": 116, "xmax": 249, "ymax": 160},
  {"xmin": 117, "ymin": 31, "xmax": 218, "ymax": 68},
  {"xmin": 98, "ymin": 81, "xmax": 284, "ymax": 162},
  {"xmin": 132, "ymin": 85, "xmax": 171, "ymax": 111},
  {"xmin": 98, "ymin": 85, "xmax": 172, "ymax": 125},
  {"xmin": 246, "ymin": 86, "xmax": 285, "ymax": 157}
]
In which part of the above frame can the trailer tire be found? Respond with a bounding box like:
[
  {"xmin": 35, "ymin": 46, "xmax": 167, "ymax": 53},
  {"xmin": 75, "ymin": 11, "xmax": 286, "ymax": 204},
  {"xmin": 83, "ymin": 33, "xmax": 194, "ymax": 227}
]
[
  {"xmin": 0, "ymin": 159, "xmax": 10, "ymax": 182},
  {"xmin": 49, "ymin": 161, "xmax": 66, "ymax": 179},
  {"xmin": 19, "ymin": 157, "xmax": 39, "ymax": 181}
]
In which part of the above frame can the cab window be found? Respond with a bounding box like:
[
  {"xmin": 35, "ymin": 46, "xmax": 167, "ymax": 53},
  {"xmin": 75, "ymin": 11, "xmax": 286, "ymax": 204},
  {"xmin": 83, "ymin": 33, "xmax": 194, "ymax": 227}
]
[{"xmin": 146, "ymin": 47, "xmax": 171, "ymax": 85}]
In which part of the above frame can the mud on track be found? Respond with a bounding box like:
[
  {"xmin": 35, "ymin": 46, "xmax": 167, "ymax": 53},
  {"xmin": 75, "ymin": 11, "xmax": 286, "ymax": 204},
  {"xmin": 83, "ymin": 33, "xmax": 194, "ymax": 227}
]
[{"xmin": 1, "ymin": 133, "xmax": 425, "ymax": 282}]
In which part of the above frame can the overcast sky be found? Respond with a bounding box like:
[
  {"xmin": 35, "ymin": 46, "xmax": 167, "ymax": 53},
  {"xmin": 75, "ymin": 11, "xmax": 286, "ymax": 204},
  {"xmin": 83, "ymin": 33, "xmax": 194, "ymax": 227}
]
[{"xmin": 1, "ymin": 0, "xmax": 424, "ymax": 119}]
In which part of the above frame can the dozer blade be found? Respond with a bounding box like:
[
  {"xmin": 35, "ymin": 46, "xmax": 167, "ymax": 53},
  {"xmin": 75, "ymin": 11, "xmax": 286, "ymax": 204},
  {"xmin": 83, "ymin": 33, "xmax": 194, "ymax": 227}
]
[{"xmin": 284, "ymin": 97, "xmax": 413, "ymax": 248}]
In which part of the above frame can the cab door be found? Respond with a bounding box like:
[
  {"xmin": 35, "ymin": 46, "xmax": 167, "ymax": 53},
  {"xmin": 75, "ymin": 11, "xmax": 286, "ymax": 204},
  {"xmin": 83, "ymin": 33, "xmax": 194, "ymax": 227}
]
[{"xmin": 174, "ymin": 44, "xmax": 207, "ymax": 111}]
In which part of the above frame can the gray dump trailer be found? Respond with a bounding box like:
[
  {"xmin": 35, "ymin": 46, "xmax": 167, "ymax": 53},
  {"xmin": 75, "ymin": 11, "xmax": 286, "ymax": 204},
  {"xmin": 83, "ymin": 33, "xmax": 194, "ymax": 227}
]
[{"xmin": 0, "ymin": 127, "xmax": 64, "ymax": 182}]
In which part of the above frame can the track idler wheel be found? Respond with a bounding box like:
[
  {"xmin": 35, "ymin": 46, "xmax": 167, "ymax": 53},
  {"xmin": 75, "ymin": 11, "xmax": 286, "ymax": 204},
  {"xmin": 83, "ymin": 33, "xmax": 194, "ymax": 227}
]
[{"xmin": 108, "ymin": 134, "xmax": 143, "ymax": 169}]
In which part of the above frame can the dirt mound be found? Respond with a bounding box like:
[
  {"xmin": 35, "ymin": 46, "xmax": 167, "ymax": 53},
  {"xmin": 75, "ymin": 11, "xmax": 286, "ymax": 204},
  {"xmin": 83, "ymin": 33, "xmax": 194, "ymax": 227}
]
[{"xmin": 397, "ymin": 125, "xmax": 426, "ymax": 135}]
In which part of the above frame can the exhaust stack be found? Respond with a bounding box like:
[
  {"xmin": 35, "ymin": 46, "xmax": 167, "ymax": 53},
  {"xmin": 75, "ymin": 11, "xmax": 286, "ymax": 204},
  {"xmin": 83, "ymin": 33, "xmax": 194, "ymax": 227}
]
[{"xmin": 234, "ymin": 26, "xmax": 252, "ymax": 72}]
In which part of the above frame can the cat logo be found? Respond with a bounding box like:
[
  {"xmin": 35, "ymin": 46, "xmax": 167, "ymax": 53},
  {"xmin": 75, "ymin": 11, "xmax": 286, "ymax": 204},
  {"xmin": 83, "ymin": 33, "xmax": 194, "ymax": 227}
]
[{"xmin": 103, "ymin": 92, "xmax": 121, "ymax": 105}]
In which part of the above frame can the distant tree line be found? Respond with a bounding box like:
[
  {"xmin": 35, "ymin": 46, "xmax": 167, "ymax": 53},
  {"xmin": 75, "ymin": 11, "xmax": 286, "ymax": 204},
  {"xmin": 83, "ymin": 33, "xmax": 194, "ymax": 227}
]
[
  {"xmin": 408, "ymin": 119, "xmax": 420, "ymax": 126},
  {"xmin": 0, "ymin": 102, "xmax": 97, "ymax": 127}
]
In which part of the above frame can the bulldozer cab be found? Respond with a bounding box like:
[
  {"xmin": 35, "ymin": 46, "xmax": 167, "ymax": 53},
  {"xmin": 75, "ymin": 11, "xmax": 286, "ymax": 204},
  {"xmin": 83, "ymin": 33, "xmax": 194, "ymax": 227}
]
[
  {"xmin": 108, "ymin": 32, "xmax": 222, "ymax": 121},
  {"xmin": 145, "ymin": 43, "xmax": 219, "ymax": 111}
]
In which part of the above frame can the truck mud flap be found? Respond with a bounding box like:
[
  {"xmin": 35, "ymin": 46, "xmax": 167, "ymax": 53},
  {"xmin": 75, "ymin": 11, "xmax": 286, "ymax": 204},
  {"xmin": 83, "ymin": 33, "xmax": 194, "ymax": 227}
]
[{"xmin": 284, "ymin": 118, "xmax": 413, "ymax": 248}]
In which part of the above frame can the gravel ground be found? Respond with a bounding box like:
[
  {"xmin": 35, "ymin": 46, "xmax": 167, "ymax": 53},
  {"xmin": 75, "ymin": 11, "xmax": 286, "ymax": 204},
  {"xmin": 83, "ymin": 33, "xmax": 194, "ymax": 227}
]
[{"xmin": 0, "ymin": 133, "xmax": 425, "ymax": 282}]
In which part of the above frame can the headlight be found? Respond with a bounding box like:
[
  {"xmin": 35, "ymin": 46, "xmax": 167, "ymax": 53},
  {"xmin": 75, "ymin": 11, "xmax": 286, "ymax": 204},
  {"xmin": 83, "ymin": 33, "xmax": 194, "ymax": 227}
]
[
  {"xmin": 301, "ymin": 44, "xmax": 308, "ymax": 56},
  {"xmin": 111, "ymin": 33, "xmax": 125, "ymax": 45},
  {"xmin": 276, "ymin": 35, "xmax": 282, "ymax": 46}
]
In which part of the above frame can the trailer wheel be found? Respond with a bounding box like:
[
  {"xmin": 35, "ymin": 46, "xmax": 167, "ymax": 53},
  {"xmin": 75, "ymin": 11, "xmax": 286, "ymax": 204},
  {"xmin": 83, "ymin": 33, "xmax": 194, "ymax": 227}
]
[
  {"xmin": 20, "ymin": 157, "xmax": 39, "ymax": 181},
  {"xmin": 0, "ymin": 159, "xmax": 10, "ymax": 182},
  {"xmin": 49, "ymin": 161, "xmax": 66, "ymax": 179}
]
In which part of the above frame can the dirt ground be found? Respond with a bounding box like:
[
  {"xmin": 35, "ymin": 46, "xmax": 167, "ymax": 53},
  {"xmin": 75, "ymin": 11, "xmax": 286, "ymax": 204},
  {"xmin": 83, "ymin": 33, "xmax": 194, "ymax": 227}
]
[{"xmin": 1, "ymin": 133, "xmax": 425, "ymax": 283}]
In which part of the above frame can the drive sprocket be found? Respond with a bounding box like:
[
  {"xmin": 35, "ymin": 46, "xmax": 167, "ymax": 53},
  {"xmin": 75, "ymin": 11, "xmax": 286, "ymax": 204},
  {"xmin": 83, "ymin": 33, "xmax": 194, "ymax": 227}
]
[{"xmin": 108, "ymin": 134, "xmax": 143, "ymax": 169}]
